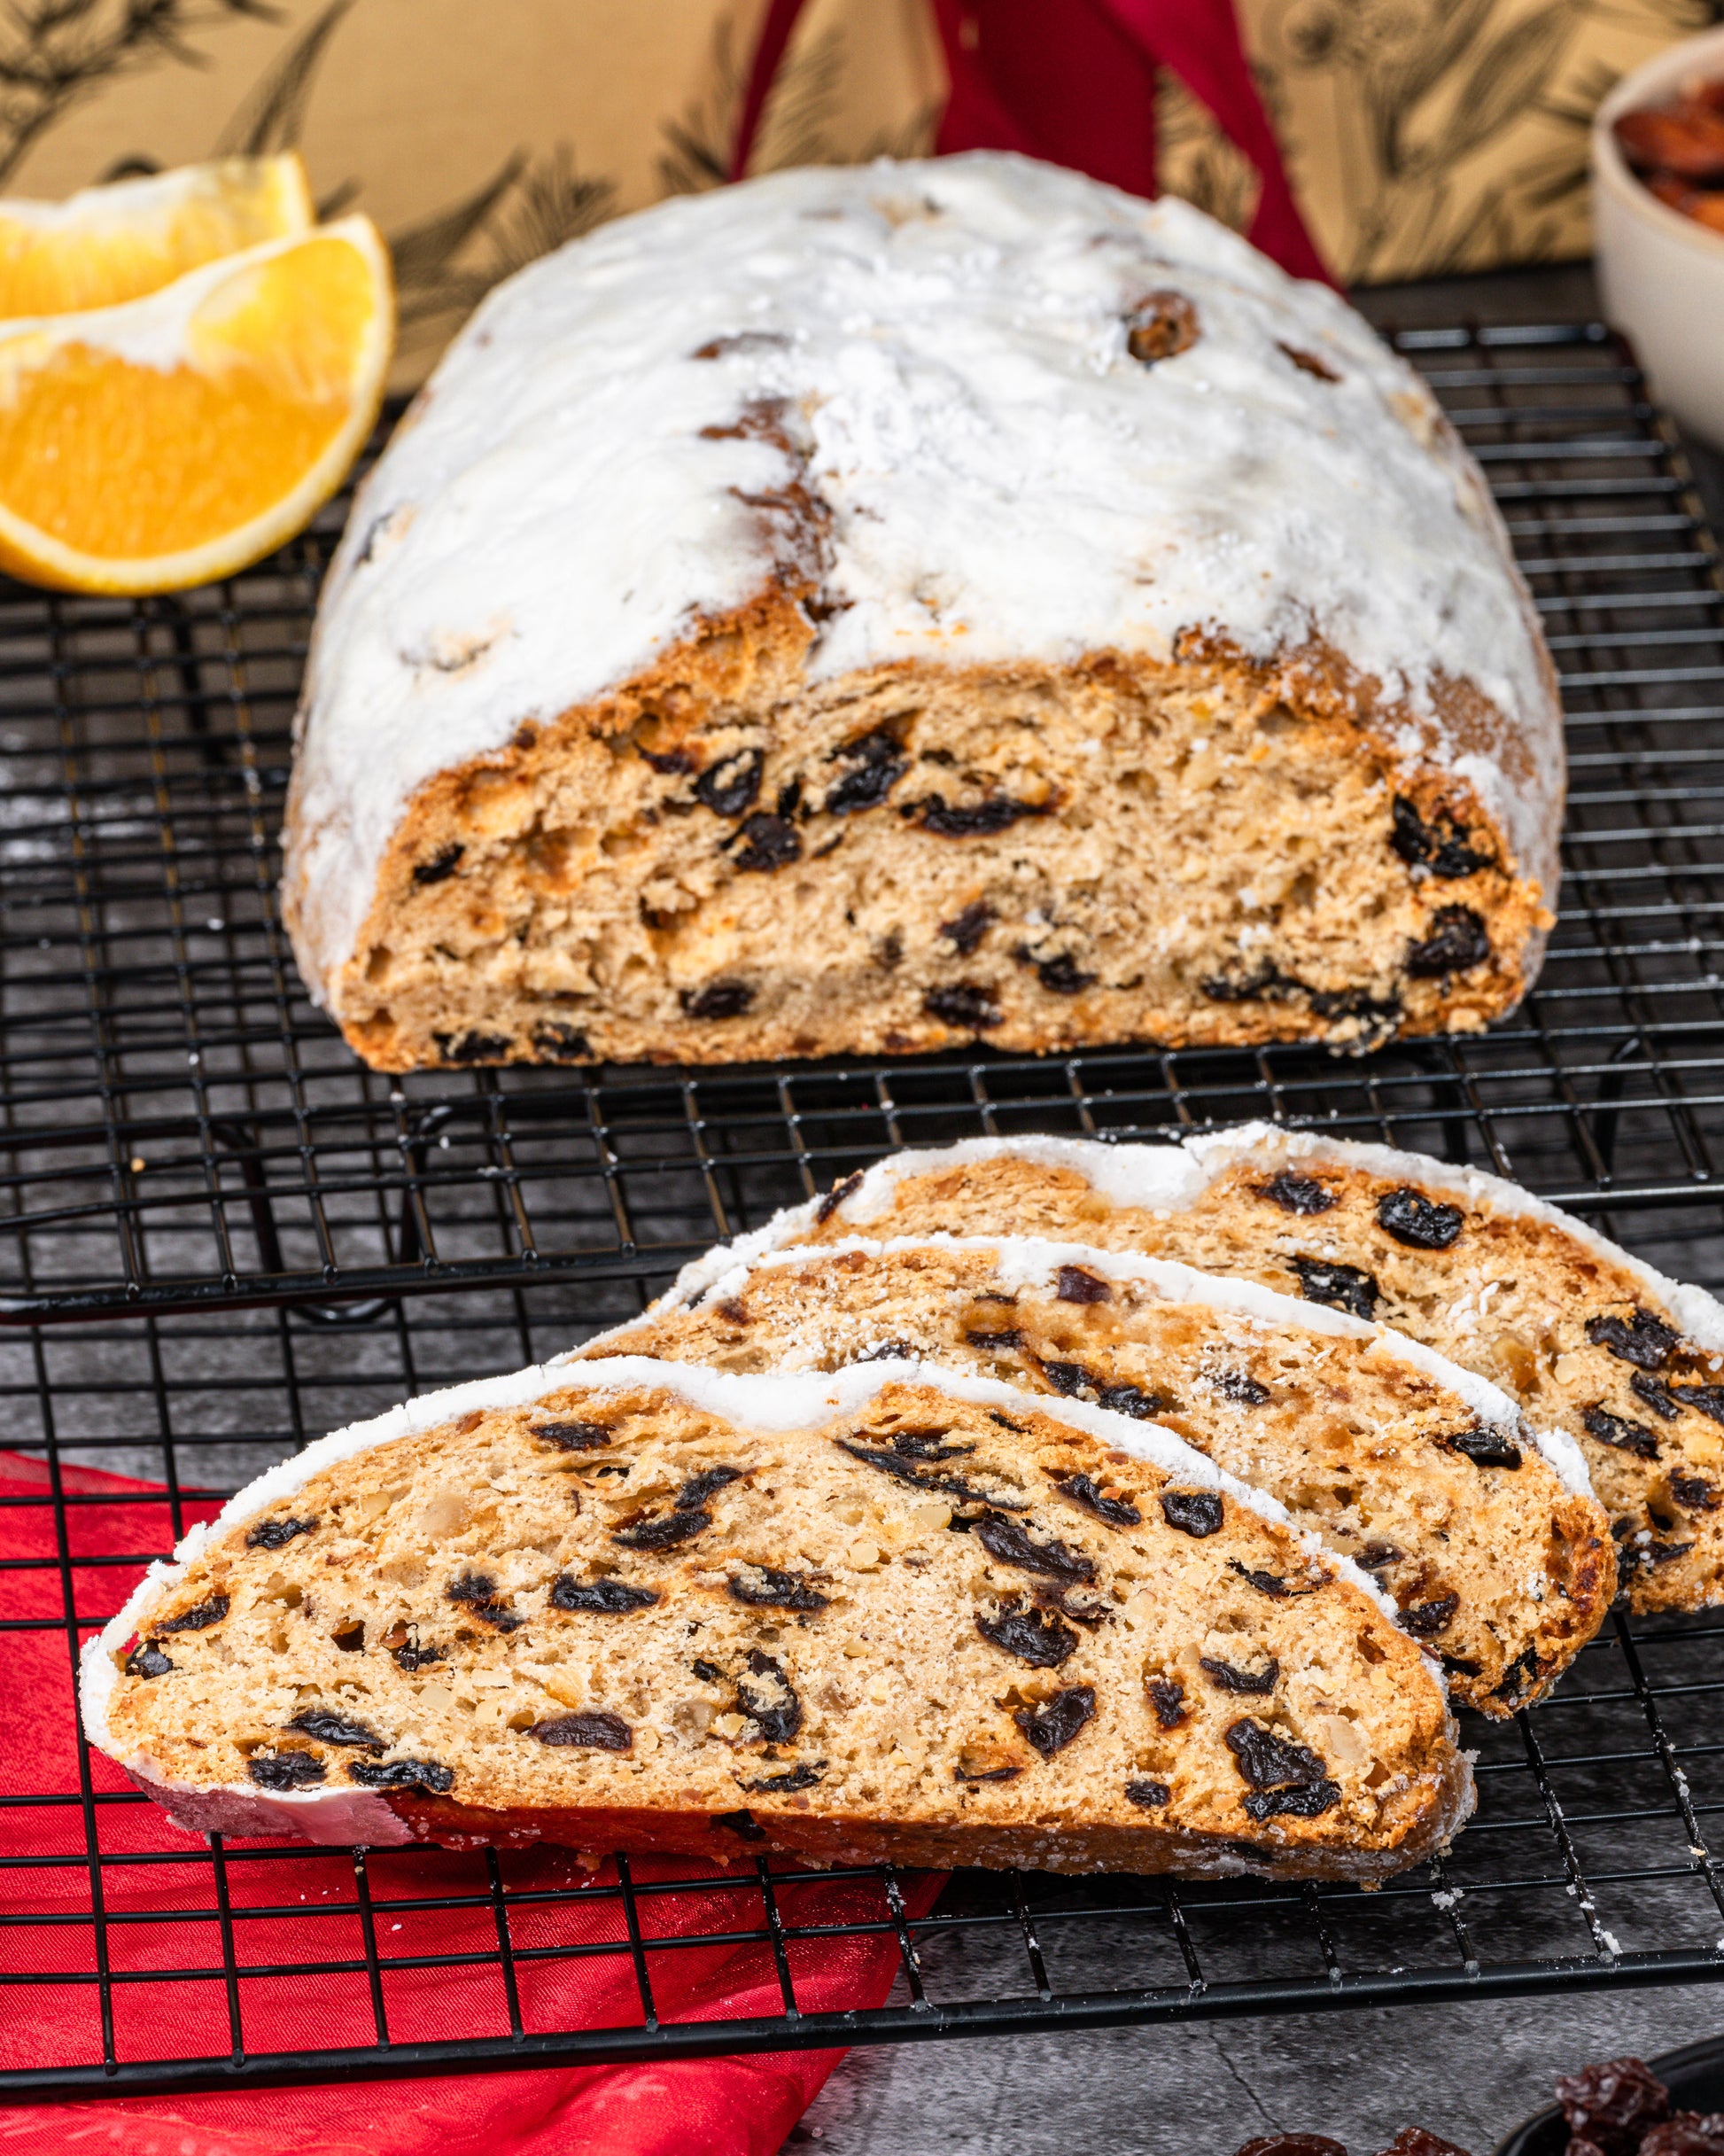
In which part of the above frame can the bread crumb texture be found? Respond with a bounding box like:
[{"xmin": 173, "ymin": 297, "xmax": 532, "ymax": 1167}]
[{"xmin": 100, "ymin": 1378, "xmax": 1468, "ymax": 1879}]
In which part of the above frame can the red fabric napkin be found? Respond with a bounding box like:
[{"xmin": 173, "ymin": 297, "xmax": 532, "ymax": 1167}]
[
  {"xmin": 734, "ymin": 0, "xmax": 1331, "ymax": 283},
  {"xmin": 0, "ymin": 1451, "xmax": 944, "ymax": 2154}
]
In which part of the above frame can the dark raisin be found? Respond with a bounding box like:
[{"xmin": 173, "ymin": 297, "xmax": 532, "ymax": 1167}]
[
  {"xmin": 1441, "ymin": 1654, "xmax": 1483, "ymax": 1679},
  {"xmin": 1306, "ymin": 985, "xmax": 1403, "ymax": 1032},
  {"xmin": 1492, "ymin": 1644, "xmax": 1542, "ymax": 1701},
  {"xmin": 349, "ymin": 1757, "xmax": 455, "ymax": 1792},
  {"xmin": 246, "ymin": 1515, "xmax": 316, "ymax": 1549},
  {"xmin": 1640, "ymin": 2119, "xmax": 1724, "ymax": 2156},
  {"xmin": 1147, "ymin": 1677, "xmax": 1187, "ymax": 1729},
  {"xmin": 940, "ymin": 900, "xmax": 994, "ymax": 954},
  {"xmin": 975, "ymin": 1513, "xmax": 1096, "ymax": 1580},
  {"xmin": 966, "ymin": 1327, "xmax": 1024, "ymax": 1351},
  {"xmin": 1362, "ymin": 1541, "xmax": 1404, "ymax": 1569},
  {"xmin": 1026, "ymin": 951, "xmax": 1095, "ymax": 995},
  {"xmin": 413, "ymin": 844, "xmax": 463, "ymax": 885},
  {"xmin": 1214, "ymin": 1370, "xmax": 1270, "ymax": 1405},
  {"xmin": 976, "ymin": 1597, "xmax": 1079, "ymax": 1667},
  {"xmin": 1557, "ymin": 2058, "xmax": 1673, "ymax": 2156},
  {"xmin": 1391, "ymin": 796, "xmax": 1493, "ymax": 880},
  {"xmin": 1407, "ymin": 906, "xmax": 1490, "ymax": 977},
  {"xmin": 1124, "ymin": 1779, "xmax": 1171, "ymax": 1809},
  {"xmin": 728, "ymin": 1565, "xmax": 830, "ymax": 1612},
  {"xmin": 531, "ymin": 1711, "xmax": 633, "ymax": 1751},
  {"xmin": 446, "ymin": 1570, "xmax": 498, "ymax": 1603},
  {"xmin": 1224, "ymin": 1717, "xmax": 1331, "ymax": 1792},
  {"xmin": 917, "ymin": 793, "xmax": 1042, "ymax": 837},
  {"xmin": 532, "ymin": 1023, "xmax": 591, "ymax": 1062},
  {"xmin": 1672, "ymin": 1384, "xmax": 1724, "ymax": 1427},
  {"xmin": 1580, "ymin": 1405, "xmax": 1659, "ymax": 1461},
  {"xmin": 1127, "ymin": 290, "xmax": 1200, "ymax": 362},
  {"xmin": 835, "ymin": 1436, "xmax": 1020, "ymax": 1511},
  {"xmin": 825, "ymin": 740, "xmax": 907, "ymax": 814},
  {"xmin": 1669, "ymin": 1474, "xmax": 1719, "ymax": 1511},
  {"xmin": 680, "ymin": 982, "xmax": 754, "ymax": 1021},
  {"xmin": 1013, "ymin": 1685, "xmax": 1096, "ymax": 1757},
  {"xmin": 1056, "ymin": 1472, "xmax": 1141, "ymax": 1528},
  {"xmin": 433, "ymin": 1030, "xmax": 511, "ymax": 1063},
  {"xmin": 1054, "ymin": 1265, "xmax": 1111, "ymax": 1304},
  {"xmin": 1256, "ymin": 1172, "xmax": 1337, "ymax": 1216},
  {"xmin": 532, "ymin": 1418, "xmax": 611, "ymax": 1452},
  {"xmin": 1376, "ymin": 1187, "xmax": 1464, "ymax": 1249},
  {"xmin": 1397, "ymin": 1592, "xmax": 1459, "ymax": 1638},
  {"xmin": 640, "ymin": 746, "xmax": 695, "ymax": 774},
  {"xmin": 953, "ymin": 1760, "xmax": 1024, "ymax": 1784},
  {"xmin": 1632, "ymin": 1373, "xmax": 1684, "ymax": 1420},
  {"xmin": 731, "ymin": 813, "xmax": 801, "ymax": 872},
  {"xmin": 1232, "ymin": 2137, "xmax": 1348, "ymax": 2156},
  {"xmin": 736, "ymin": 1649, "xmax": 802, "ymax": 1745},
  {"xmin": 1288, "ymin": 1256, "xmax": 1378, "ymax": 1319},
  {"xmin": 1161, "ymin": 1491, "xmax": 1223, "ymax": 1537},
  {"xmin": 774, "ymin": 779, "xmax": 803, "ymax": 819},
  {"xmin": 695, "ymin": 748, "xmax": 764, "ymax": 817},
  {"xmin": 1200, "ymin": 1654, "xmax": 1280, "ymax": 1694},
  {"xmin": 1041, "ymin": 1357, "xmax": 1163, "ymax": 1420},
  {"xmin": 1246, "ymin": 1780, "xmax": 1341, "ymax": 1820},
  {"xmin": 153, "ymin": 1595, "xmax": 229, "ymax": 1636},
  {"xmin": 891, "ymin": 1428, "xmax": 975, "ymax": 1460},
  {"xmin": 1441, "ymin": 1426, "xmax": 1523, "ymax": 1470},
  {"xmin": 284, "ymin": 1709, "xmax": 384, "ymax": 1750},
  {"xmin": 742, "ymin": 1760, "xmax": 827, "ymax": 1794},
  {"xmin": 815, "ymin": 1170, "xmax": 863, "ymax": 1224},
  {"xmin": 1229, "ymin": 1559, "xmax": 1320, "ymax": 1598},
  {"xmin": 679, "ymin": 1466, "xmax": 744, "ymax": 1509},
  {"xmin": 125, "ymin": 1643, "xmax": 174, "ymax": 1678},
  {"xmin": 857, "ymin": 1339, "xmax": 917, "ymax": 1363},
  {"xmin": 924, "ymin": 984, "xmax": 1001, "ymax": 1030},
  {"xmin": 692, "ymin": 1658, "xmax": 725, "ymax": 1683},
  {"xmin": 1639, "ymin": 1538, "xmax": 1696, "ymax": 1569},
  {"xmin": 715, "ymin": 1807, "xmax": 767, "ymax": 1841},
  {"xmin": 614, "ymin": 1508, "xmax": 711, "ymax": 1552},
  {"xmin": 393, "ymin": 1643, "xmax": 446, "ymax": 1671},
  {"xmin": 247, "ymin": 1751, "xmax": 325, "ymax": 1790},
  {"xmin": 1586, "ymin": 1302, "xmax": 1681, "ymax": 1371},
  {"xmin": 551, "ymin": 1576, "xmax": 660, "ymax": 1613}
]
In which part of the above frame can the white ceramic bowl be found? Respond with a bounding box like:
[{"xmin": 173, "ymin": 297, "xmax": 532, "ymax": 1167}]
[{"xmin": 1595, "ymin": 22, "xmax": 1724, "ymax": 447}]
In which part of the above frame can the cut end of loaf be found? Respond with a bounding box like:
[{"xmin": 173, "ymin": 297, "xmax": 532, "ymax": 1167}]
[
  {"xmin": 292, "ymin": 600, "xmax": 1552, "ymax": 1074},
  {"xmin": 88, "ymin": 1366, "xmax": 1470, "ymax": 1880}
]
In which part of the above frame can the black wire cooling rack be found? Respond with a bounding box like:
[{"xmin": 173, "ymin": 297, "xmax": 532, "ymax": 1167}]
[{"xmin": 10, "ymin": 318, "xmax": 1724, "ymax": 2100}]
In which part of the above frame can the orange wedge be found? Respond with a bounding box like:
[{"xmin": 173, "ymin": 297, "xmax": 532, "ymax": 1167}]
[
  {"xmin": 0, "ymin": 156, "xmax": 314, "ymax": 318},
  {"xmin": 0, "ymin": 217, "xmax": 394, "ymax": 595}
]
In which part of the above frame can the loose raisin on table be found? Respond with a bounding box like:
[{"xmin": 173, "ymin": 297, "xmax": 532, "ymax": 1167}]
[
  {"xmin": 1055, "ymin": 1265, "xmax": 1111, "ymax": 1304},
  {"xmin": 1397, "ymin": 1592, "xmax": 1459, "ymax": 1638},
  {"xmin": 728, "ymin": 1564, "xmax": 830, "ymax": 1612},
  {"xmin": 1124, "ymin": 1779, "xmax": 1170, "ymax": 1810},
  {"xmin": 1580, "ymin": 1405, "xmax": 1660, "ymax": 1461},
  {"xmin": 975, "ymin": 1513, "xmax": 1095, "ymax": 1580},
  {"xmin": 1147, "ymin": 1677, "xmax": 1187, "ymax": 1729},
  {"xmin": 1161, "ymin": 1491, "xmax": 1223, "ymax": 1537},
  {"xmin": 532, "ymin": 1418, "xmax": 612, "ymax": 1452},
  {"xmin": 551, "ymin": 1576, "xmax": 660, "ymax": 1613},
  {"xmin": 736, "ymin": 1650, "xmax": 803, "ymax": 1745},
  {"xmin": 413, "ymin": 844, "xmax": 463, "ymax": 885},
  {"xmin": 531, "ymin": 1711, "xmax": 633, "ymax": 1752},
  {"xmin": 1586, "ymin": 1310, "xmax": 1680, "ymax": 1370},
  {"xmin": 247, "ymin": 1751, "xmax": 325, "ymax": 1791},
  {"xmin": 284, "ymin": 1709, "xmax": 384, "ymax": 1750},
  {"xmin": 1375, "ymin": 1187, "xmax": 1464, "ymax": 1249},
  {"xmin": 246, "ymin": 1515, "xmax": 316, "ymax": 1549},
  {"xmin": 1441, "ymin": 1426, "xmax": 1524, "ymax": 1470},
  {"xmin": 154, "ymin": 1595, "xmax": 229, "ymax": 1636},
  {"xmin": 1224, "ymin": 1717, "xmax": 1331, "ymax": 1792},
  {"xmin": 1055, "ymin": 1472, "xmax": 1141, "ymax": 1528},
  {"xmin": 680, "ymin": 982, "xmax": 754, "ymax": 1021},
  {"xmin": 1406, "ymin": 907, "xmax": 1490, "ymax": 977},
  {"xmin": 1255, "ymin": 1172, "xmax": 1337, "ymax": 1216},
  {"xmin": 923, "ymin": 984, "xmax": 1002, "ymax": 1031},
  {"xmin": 125, "ymin": 1643, "xmax": 173, "ymax": 1678},
  {"xmin": 1214, "ymin": 1370, "xmax": 1270, "ymax": 1405},
  {"xmin": 1557, "ymin": 2058, "xmax": 1672, "ymax": 2155},
  {"xmin": 1229, "ymin": 1559, "xmax": 1320, "ymax": 1598},
  {"xmin": 695, "ymin": 748, "xmax": 764, "ymax": 818},
  {"xmin": 1200, "ymin": 1654, "xmax": 1279, "ymax": 1694},
  {"xmin": 349, "ymin": 1758, "xmax": 455, "ymax": 1792},
  {"xmin": 1013, "ymin": 1685, "xmax": 1096, "ymax": 1757},
  {"xmin": 730, "ymin": 813, "xmax": 801, "ymax": 873},
  {"xmin": 976, "ymin": 1598, "xmax": 1079, "ymax": 1667},
  {"xmin": 1288, "ymin": 1256, "xmax": 1379, "ymax": 1320}
]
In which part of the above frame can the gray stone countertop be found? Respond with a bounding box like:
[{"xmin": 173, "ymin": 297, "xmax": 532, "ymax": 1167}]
[{"xmin": 790, "ymin": 255, "xmax": 1724, "ymax": 2156}]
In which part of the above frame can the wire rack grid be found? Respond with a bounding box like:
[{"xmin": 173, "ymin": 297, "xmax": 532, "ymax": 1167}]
[{"xmin": 8, "ymin": 319, "xmax": 1724, "ymax": 2099}]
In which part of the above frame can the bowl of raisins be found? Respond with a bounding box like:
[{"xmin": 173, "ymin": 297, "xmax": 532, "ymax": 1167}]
[
  {"xmin": 1595, "ymin": 24, "xmax": 1724, "ymax": 447},
  {"xmin": 1494, "ymin": 2042, "xmax": 1724, "ymax": 2156}
]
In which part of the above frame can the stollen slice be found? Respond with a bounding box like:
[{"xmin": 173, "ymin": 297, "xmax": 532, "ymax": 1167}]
[
  {"xmin": 693, "ymin": 1124, "xmax": 1724, "ymax": 1614},
  {"xmin": 591, "ymin": 1234, "xmax": 1611, "ymax": 1714},
  {"xmin": 82, "ymin": 1358, "xmax": 1471, "ymax": 1881}
]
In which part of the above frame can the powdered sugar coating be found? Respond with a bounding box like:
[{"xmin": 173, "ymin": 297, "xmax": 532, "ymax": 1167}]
[
  {"xmin": 286, "ymin": 151, "xmax": 1560, "ymax": 1000},
  {"xmin": 82, "ymin": 1352, "xmax": 1452, "ymax": 1839}
]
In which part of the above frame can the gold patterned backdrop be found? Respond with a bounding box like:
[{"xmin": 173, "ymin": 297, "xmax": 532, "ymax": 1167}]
[{"xmin": 0, "ymin": 0, "xmax": 1716, "ymax": 385}]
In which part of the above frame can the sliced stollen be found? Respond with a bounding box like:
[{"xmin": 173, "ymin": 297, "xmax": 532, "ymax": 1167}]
[
  {"xmin": 590, "ymin": 1235, "xmax": 1611, "ymax": 1714},
  {"xmin": 82, "ymin": 1358, "xmax": 1471, "ymax": 1881},
  {"xmin": 693, "ymin": 1124, "xmax": 1724, "ymax": 1613}
]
